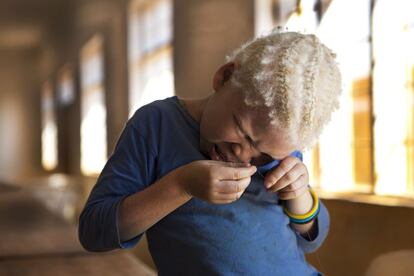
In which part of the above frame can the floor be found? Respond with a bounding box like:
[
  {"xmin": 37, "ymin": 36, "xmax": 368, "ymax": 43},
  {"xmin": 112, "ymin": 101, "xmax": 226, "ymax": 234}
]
[{"xmin": 0, "ymin": 180, "xmax": 156, "ymax": 276}]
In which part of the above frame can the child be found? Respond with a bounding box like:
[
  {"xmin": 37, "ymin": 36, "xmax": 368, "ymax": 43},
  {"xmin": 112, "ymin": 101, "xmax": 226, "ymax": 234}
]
[{"xmin": 79, "ymin": 30, "xmax": 341, "ymax": 275}]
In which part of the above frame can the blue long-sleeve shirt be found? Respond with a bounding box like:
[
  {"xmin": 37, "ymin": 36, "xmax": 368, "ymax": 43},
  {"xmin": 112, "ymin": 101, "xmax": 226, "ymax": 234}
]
[{"xmin": 78, "ymin": 96, "xmax": 330, "ymax": 276}]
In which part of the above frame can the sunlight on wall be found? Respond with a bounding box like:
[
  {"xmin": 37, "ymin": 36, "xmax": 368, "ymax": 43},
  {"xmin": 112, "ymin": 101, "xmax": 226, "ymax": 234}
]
[
  {"xmin": 315, "ymin": 0, "xmax": 372, "ymax": 192},
  {"xmin": 128, "ymin": 0, "xmax": 174, "ymax": 116},
  {"xmin": 254, "ymin": 0, "xmax": 274, "ymax": 36},
  {"xmin": 285, "ymin": 0, "xmax": 318, "ymax": 34},
  {"xmin": 80, "ymin": 35, "xmax": 107, "ymax": 176},
  {"xmin": 57, "ymin": 66, "xmax": 75, "ymax": 106},
  {"xmin": 273, "ymin": 0, "xmax": 359, "ymax": 192},
  {"xmin": 372, "ymin": 0, "xmax": 414, "ymax": 196},
  {"xmin": 41, "ymin": 81, "xmax": 58, "ymax": 171},
  {"xmin": 255, "ymin": 0, "xmax": 375, "ymax": 193},
  {"xmin": 81, "ymin": 101, "xmax": 107, "ymax": 175},
  {"xmin": 253, "ymin": 0, "xmax": 414, "ymax": 197}
]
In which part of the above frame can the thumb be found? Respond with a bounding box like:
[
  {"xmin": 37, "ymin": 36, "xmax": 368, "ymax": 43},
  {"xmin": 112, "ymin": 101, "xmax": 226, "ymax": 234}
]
[{"xmin": 226, "ymin": 162, "xmax": 252, "ymax": 168}]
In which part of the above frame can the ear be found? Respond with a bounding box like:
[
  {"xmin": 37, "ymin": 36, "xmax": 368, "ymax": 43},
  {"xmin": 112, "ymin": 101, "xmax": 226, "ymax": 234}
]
[{"xmin": 212, "ymin": 62, "xmax": 237, "ymax": 91}]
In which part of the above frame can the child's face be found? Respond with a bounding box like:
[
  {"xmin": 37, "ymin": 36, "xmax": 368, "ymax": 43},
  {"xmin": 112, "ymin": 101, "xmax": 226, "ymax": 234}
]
[{"xmin": 199, "ymin": 84, "xmax": 296, "ymax": 167}]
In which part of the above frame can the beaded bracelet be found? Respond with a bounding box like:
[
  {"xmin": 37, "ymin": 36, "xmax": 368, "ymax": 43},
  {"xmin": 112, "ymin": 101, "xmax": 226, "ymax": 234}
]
[{"xmin": 283, "ymin": 188, "xmax": 320, "ymax": 225}]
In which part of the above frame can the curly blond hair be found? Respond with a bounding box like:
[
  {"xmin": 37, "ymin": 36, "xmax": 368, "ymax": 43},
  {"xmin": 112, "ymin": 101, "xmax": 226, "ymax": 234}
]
[{"xmin": 226, "ymin": 31, "xmax": 342, "ymax": 151}]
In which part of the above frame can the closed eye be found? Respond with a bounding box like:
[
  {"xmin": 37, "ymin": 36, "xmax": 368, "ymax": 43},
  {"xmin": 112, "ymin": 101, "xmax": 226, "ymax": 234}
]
[
  {"xmin": 232, "ymin": 113, "xmax": 257, "ymax": 147},
  {"xmin": 232, "ymin": 113, "xmax": 276, "ymax": 160},
  {"xmin": 245, "ymin": 135, "xmax": 255, "ymax": 146}
]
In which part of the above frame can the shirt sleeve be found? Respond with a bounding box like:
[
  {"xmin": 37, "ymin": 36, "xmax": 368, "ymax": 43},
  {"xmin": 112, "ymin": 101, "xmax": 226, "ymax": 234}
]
[
  {"xmin": 78, "ymin": 122, "xmax": 157, "ymax": 252},
  {"xmin": 290, "ymin": 150, "xmax": 330, "ymax": 253},
  {"xmin": 294, "ymin": 201, "xmax": 330, "ymax": 253}
]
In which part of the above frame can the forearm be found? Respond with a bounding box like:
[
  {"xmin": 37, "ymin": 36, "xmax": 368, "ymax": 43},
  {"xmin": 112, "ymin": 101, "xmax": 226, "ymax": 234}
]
[{"xmin": 118, "ymin": 169, "xmax": 192, "ymax": 242}]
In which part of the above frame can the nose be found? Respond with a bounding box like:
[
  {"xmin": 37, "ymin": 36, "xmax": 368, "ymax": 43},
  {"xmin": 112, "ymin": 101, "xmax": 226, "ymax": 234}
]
[{"xmin": 231, "ymin": 142, "xmax": 258, "ymax": 163}]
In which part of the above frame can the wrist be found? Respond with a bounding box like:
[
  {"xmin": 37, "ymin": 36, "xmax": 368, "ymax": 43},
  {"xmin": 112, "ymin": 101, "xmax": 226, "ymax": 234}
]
[
  {"xmin": 284, "ymin": 187, "xmax": 313, "ymax": 215},
  {"xmin": 171, "ymin": 167, "xmax": 193, "ymax": 201},
  {"xmin": 283, "ymin": 187, "xmax": 320, "ymax": 225}
]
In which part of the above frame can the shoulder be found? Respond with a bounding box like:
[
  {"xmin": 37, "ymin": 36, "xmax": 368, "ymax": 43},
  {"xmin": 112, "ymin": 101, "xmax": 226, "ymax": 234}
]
[{"xmin": 128, "ymin": 96, "xmax": 178, "ymax": 128}]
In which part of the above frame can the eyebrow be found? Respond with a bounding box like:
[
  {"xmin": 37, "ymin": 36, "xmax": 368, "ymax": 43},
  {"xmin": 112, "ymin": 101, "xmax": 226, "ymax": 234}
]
[
  {"xmin": 232, "ymin": 113, "xmax": 260, "ymax": 148},
  {"xmin": 233, "ymin": 113, "xmax": 289, "ymax": 160}
]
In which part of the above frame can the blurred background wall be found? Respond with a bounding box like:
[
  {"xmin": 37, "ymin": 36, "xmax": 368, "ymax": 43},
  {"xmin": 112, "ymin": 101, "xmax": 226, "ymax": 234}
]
[{"xmin": 1, "ymin": 0, "xmax": 414, "ymax": 275}]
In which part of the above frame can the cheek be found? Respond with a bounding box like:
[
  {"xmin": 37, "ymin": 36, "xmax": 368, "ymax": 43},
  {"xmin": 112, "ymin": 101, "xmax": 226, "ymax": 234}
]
[
  {"xmin": 200, "ymin": 113, "xmax": 221, "ymax": 141},
  {"xmin": 200, "ymin": 111, "xmax": 238, "ymax": 142}
]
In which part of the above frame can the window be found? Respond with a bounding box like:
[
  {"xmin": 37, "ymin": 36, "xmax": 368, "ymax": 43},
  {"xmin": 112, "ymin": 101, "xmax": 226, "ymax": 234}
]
[
  {"xmin": 316, "ymin": 0, "xmax": 373, "ymax": 193},
  {"xmin": 372, "ymin": 0, "xmax": 414, "ymax": 196},
  {"xmin": 255, "ymin": 0, "xmax": 357, "ymax": 192},
  {"xmin": 128, "ymin": 0, "xmax": 174, "ymax": 116},
  {"xmin": 80, "ymin": 34, "xmax": 107, "ymax": 176},
  {"xmin": 255, "ymin": 0, "xmax": 414, "ymax": 198},
  {"xmin": 41, "ymin": 81, "xmax": 58, "ymax": 171},
  {"xmin": 285, "ymin": 0, "xmax": 319, "ymax": 34},
  {"xmin": 57, "ymin": 65, "xmax": 75, "ymax": 107}
]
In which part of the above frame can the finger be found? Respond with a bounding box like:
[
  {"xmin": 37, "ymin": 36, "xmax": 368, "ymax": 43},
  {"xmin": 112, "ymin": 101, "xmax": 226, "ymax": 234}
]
[
  {"xmin": 224, "ymin": 161, "xmax": 252, "ymax": 167},
  {"xmin": 216, "ymin": 177, "xmax": 251, "ymax": 194},
  {"xmin": 218, "ymin": 165, "xmax": 257, "ymax": 180},
  {"xmin": 210, "ymin": 160, "xmax": 251, "ymax": 167},
  {"xmin": 267, "ymin": 163, "xmax": 306, "ymax": 192},
  {"xmin": 268, "ymin": 168, "xmax": 308, "ymax": 192},
  {"xmin": 264, "ymin": 156, "xmax": 300, "ymax": 188},
  {"xmin": 264, "ymin": 159, "xmax": 305, "ymax": 191},
  {"xmin": 279, "ymin": 177, "xmax": 308, "ymax": 193},
  {"xmin": 268, "ymin": 171, "xmax": 305, "ymax": 193},
  {"xmin": 278, "ymin": 179, "xmax": 309, "ymax": 200}
]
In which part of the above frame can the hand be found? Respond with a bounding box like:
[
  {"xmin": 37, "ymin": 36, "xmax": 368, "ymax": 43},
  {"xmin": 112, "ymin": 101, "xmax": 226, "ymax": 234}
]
[
  {"xmin": 176, "ymin": 160, "xmax": 257, "ymax": 204},
  {"xmin": 263, "ymin": 156, "xmax": 309, "ymax": 200}
]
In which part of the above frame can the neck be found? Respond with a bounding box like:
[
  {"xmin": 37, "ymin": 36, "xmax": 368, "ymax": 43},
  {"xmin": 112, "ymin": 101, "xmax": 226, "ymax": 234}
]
[{"xmin": 179, "ymin": 95, "xmax": 211, "ymax": 123}]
